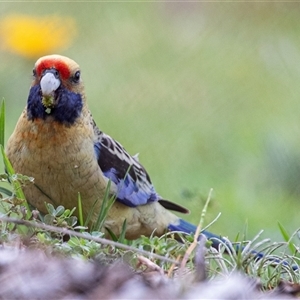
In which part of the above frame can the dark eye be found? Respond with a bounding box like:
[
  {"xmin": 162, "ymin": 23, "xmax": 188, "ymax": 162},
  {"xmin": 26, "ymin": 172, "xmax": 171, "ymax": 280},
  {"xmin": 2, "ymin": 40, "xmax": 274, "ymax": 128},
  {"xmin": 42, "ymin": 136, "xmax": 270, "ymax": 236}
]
[
  {"xmin": 73, "ymin": 71, "xmax": 81, "ymax": 83},
  {"xmin": 32, "ymin": 68, "xmax": 37, "ymax": 77}
]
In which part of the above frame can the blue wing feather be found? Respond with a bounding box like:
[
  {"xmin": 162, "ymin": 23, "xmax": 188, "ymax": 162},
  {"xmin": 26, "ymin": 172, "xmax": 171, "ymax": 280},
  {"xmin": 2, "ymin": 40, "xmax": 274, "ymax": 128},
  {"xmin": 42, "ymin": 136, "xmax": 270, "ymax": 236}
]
[{"xmin": 94, "ymin": 132, "xmax": 160, "ymax": 207}]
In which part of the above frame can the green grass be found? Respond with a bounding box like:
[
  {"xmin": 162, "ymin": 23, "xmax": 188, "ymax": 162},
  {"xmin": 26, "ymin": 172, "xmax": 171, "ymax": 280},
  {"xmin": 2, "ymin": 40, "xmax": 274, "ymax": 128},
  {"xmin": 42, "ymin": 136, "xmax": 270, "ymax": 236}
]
[
  {"xmin": 0, "ymin": 194, "xmax": 299, "ymax": 289},
  {"xmin": 1, "ymin": 2, "xmax": 300, "ymax": 241}
]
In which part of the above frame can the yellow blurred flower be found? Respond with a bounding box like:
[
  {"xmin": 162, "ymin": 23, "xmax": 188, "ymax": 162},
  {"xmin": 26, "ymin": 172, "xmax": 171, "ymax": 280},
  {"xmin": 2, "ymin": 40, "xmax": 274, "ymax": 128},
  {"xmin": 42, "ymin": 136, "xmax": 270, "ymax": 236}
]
[{"xmin": 0, "ymin": 14, "xmax": 76, "ymax": 59}]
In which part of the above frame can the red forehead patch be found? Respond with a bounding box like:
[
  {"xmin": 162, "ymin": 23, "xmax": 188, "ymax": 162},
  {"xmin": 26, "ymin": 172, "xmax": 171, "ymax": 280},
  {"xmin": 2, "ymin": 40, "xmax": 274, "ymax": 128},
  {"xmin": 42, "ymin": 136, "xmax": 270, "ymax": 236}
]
[{"xmin": 36, "ymin": 58, "xmax": 70, "ymax": 80}]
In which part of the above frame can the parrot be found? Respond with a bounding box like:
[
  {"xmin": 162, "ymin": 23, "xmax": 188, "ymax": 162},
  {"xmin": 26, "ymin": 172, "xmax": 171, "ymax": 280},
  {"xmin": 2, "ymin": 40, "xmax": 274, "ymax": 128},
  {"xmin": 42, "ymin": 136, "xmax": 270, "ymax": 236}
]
[{"xmin": 5, "ymin": 55, "xmax": 228, "ymax": 246}]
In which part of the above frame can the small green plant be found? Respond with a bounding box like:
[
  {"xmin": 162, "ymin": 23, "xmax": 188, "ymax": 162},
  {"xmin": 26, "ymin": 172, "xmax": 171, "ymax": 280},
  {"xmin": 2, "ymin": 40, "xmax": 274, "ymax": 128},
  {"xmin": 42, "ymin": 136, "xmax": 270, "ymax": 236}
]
[
  {"xmin": 0, "ymin": 99, "xmax": 31, "ymax": 220},
  {"xmin": 42, "ymin": 203, "xmax": 78, "ymax": 229}
]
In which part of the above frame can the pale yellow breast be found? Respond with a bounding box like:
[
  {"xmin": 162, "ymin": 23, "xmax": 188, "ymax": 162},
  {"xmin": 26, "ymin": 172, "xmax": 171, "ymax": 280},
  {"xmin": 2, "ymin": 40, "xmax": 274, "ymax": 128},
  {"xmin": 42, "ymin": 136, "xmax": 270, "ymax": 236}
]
[{"xmin": 6, "ymin": 111, "xmax": 107, "ymax": 219}]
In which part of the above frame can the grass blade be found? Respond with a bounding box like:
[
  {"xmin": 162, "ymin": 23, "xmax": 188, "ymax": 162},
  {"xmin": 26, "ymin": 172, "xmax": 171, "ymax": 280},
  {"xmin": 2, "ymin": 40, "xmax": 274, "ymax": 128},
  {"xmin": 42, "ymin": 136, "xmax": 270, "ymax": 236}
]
[
  {"xmin": 77, "ymin": 192, "xmax": 84, "ymax": 226},
  {"xmin": 0, "ymin": 99, "xmax": 5, "ymax": 147},
  {"xmin": 105, "ymin": 227, "xmax": 118, "ymax": 241},
  {"xmin": 93, "ymin": 180, "xmax": 116, "ymax": 231},
  {"xmin": 118, "ymin": 219, "xmax": 127, "ymax": 243},
  {"xmin": 1, "ymin": 145, "xmax": 31, "ymax": 219},
  {"xmin": 278, "ymin": 221, "xmax": 297, "ymax": 254}
]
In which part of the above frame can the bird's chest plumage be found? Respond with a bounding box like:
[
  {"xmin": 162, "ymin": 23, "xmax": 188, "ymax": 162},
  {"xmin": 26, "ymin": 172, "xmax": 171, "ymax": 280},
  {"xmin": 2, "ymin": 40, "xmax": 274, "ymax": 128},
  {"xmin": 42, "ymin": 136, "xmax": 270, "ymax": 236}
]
[{"xmin": 6, "ymin": 112, "xmax": 106, "ymax": 215}]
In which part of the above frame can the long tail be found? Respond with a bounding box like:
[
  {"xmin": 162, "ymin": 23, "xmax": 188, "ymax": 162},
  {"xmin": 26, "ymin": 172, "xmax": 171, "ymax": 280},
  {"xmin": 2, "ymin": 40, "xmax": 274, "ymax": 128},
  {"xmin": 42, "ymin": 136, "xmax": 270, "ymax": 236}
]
[
  {"xmin": 168, "ymin": 219, "xmax": 299, "ymax": 269},
  {"xmin": 168, "ymin": 219, "xmax": 226, "ymax": 250}
]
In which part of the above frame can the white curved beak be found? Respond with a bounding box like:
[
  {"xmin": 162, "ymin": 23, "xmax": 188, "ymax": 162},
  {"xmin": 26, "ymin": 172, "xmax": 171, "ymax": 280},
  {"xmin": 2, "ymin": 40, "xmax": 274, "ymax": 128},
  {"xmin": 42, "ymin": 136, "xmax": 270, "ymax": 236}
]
[{"xmin": 40, "ymin": 72, "xmax": 60, "ymax": 96}]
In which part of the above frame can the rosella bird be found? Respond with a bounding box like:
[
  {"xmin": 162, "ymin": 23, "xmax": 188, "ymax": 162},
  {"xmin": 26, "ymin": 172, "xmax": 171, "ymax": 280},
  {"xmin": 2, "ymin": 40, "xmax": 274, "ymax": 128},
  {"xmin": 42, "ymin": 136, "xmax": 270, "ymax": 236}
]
[{"xmin": 6, "ymin": 54, "xmax": 222, "ymax": 243}]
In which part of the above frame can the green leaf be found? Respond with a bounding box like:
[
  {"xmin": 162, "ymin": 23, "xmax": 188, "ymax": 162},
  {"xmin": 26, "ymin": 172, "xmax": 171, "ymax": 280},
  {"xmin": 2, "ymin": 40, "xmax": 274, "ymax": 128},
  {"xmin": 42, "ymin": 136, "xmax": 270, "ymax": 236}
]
[
  {"xmin": 0, "ymin": 99, "xmax": 5, "ymax": 147},
  {"xmin": 68, "ymin": 216, "xmax": 78, "ymax": 227},
  {"xmin": 46, "ymin": 203, "xmax": 56, "ymax": 216},
  {"xmin": 118, "ymin": 219, "xmax": 127, "ymax": 243},
  {"xmin": 44, "ymin": 214, "xmax": 55, "ymax": 225},
  {"xmin": 105, "ymin": 227, "xmax": 118, "ymax": 241},
  {"xmin": 84, "ymin": 196, "xmax": 99, "ymax": 226},
  {"xmin": 77, "ymin": 192, "xmax": 84, "ymax": 226},
  {"xmin": 1, "ymin": 145, "xmax": 31, "ymax": 219},
  {"xmin": 55, "ymin": 205, "xmax": 65, "ymax": 217},
  {"xmin": 0, "ymin": 186, "xmax": 13, "ymax": 196},
  {"xmin": 64, "ymin": 207, "xmax": 76, "ymax": 218},
  {"xmin": 87, "ymin": 180, "xmax": 116, "ymax": 232},
  {"xmin": 94, "ymin": 184, "xmax": 116, "ymax": 231},
  {"xmin": 278, "ymin": 221, "xmax": 297, "ymax": 254}
]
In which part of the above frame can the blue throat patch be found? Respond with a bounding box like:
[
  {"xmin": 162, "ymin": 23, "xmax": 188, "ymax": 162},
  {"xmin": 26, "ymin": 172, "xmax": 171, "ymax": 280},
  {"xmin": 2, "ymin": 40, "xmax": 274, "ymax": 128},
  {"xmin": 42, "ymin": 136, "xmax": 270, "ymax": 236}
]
[{"xmin": 27, "ymin": 85, "xmax": 83, "ymax": 125}]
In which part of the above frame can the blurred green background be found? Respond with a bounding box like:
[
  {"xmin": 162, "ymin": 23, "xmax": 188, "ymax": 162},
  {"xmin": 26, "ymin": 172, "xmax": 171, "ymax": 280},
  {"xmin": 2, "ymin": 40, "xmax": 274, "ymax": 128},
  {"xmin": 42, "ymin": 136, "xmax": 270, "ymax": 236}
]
[{"xmin": 1, "ymin": 2, "xmax": 300, "ymax": 241}]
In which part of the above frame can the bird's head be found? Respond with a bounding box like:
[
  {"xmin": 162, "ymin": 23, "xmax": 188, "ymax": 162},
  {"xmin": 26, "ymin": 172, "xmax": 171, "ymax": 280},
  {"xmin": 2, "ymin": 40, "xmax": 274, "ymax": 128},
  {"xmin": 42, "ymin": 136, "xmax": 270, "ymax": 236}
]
[{"xmin": 27, "ymin": 54, "xmax": 85, "ymax": 125}]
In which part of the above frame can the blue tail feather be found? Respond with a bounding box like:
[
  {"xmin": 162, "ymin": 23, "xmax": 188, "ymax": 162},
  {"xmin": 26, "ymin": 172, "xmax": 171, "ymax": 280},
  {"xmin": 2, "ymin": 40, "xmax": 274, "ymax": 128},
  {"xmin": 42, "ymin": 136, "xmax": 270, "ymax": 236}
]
[
  {"xmin": 168, "ymin": 218, "xmax": 225, "ymax": 249},
  {"xmin": 168, "ymin": 219, "xmax": 299, "ymax": 270}
]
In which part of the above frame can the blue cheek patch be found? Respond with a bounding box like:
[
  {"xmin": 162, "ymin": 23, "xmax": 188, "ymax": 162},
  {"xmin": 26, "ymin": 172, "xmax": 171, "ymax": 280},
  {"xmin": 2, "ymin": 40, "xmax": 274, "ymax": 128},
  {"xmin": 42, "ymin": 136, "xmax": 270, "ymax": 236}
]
[
  {"xmin": 27, "ymin": 85, "xmax": 45, "ymax": 120},
  {"xmin": 54, "ymin": 89, "xmax": 83, "ymax": 124}
]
